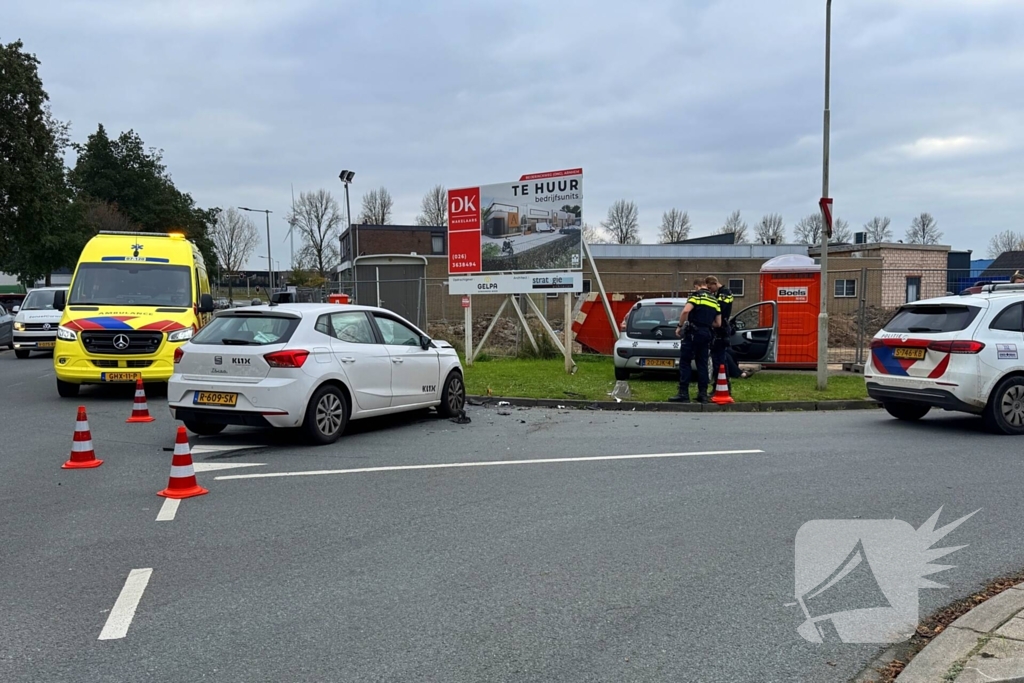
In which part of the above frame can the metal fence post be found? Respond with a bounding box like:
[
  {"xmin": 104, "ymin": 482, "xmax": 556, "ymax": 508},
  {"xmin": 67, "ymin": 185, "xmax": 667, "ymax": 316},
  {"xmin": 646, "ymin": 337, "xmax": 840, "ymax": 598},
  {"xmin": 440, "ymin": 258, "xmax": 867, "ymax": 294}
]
[{"xmin": 856, "ymin": 267, "xmax": 867, "ymax": 365}]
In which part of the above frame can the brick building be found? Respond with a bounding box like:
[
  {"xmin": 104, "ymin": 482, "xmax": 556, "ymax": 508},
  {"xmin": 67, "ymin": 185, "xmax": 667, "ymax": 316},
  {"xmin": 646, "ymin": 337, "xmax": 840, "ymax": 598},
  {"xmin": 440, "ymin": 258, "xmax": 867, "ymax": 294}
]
[{"xmin": 809, "ymin": 242, "xmax": 950, "ymax": 307}]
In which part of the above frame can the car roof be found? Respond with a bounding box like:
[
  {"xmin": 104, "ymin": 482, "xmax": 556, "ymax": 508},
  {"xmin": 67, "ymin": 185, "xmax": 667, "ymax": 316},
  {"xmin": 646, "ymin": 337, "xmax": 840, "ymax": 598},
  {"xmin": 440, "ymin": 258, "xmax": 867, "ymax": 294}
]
[
  {"xmin": 220, "ymin": 303, "xmax": 396, "ymax": 316},
  {"xmin": 27, "ymin": 286, "xmax": 67, "ymax": 292},
  {"xmin": 634, "ymin": 297, "xmax": 689, "ymax": 305},
  {"xmin": 902, "ymin": 295, "xmax": 988, "ymax": 307}
]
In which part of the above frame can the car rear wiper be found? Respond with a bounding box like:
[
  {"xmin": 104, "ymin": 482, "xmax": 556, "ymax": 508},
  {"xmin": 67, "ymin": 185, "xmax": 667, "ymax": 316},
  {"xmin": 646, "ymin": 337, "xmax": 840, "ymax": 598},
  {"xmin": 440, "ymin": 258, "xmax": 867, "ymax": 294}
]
[
  {"xmin": 907, "ymin": 326, "xmax": 939, "ymax": 332},
  {"xmin": 220, "ymin": 338, "xmax": 258, "ymax": 345}
]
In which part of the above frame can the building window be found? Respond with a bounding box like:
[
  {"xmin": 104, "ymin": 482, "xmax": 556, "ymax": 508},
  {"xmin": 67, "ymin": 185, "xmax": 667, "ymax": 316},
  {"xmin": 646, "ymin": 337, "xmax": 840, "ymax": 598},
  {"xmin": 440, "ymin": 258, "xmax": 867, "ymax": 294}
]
[
  {"xmin": 906, "ymin": 276, "xmax": 922, "ymax": 303},
  {"xmin": 728, "ymin": 278, "xmax": 744, "ymax": 296},
  {"xmin": 431, "ymin": 235, "xmax": 445, "ymax": 255},
  {"xmin": 834, "ymin": 279, "xmax": 857, "ymax": 298}
]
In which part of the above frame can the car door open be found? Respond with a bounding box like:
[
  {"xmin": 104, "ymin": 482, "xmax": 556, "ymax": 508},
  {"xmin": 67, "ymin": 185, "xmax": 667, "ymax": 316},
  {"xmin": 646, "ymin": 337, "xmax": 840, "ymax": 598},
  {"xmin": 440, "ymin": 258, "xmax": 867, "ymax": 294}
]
[
  {"xmin": 729, "ymin": 301, "xmax": 778, "ymax": 363},
  {"xmin": 371, "ymin": 313, "xmax": 441, "ymax": 407}
]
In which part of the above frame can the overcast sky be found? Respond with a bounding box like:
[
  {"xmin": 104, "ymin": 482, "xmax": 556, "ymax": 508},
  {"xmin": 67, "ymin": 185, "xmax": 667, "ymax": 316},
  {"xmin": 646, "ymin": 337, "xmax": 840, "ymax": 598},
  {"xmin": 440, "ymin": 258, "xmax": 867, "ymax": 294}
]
[{"xmin": 8, "ymin": 0, "xmax": 1024, "ymax": 265}]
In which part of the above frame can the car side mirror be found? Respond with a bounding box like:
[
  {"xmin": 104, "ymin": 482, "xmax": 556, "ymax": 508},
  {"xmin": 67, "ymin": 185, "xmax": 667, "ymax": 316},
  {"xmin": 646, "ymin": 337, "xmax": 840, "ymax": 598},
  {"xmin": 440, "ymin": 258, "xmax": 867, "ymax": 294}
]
[
  {"xmin": 733, "ymin": 320, "xmax": 745, "ymax": 331},
  {"xmin": 53, "ymin": 290, "xmax": 66, "ymax": 311},
  {"xmin": 420, "ymin": 335, "xmax": 432, "ymax": 350},
  {"xmin": 11, "ymin": 305, "xmax": 19, "ymax": 313},
  {"xmin": 198, "ymin": 293, "xmax": 215, "ymax": 314}
]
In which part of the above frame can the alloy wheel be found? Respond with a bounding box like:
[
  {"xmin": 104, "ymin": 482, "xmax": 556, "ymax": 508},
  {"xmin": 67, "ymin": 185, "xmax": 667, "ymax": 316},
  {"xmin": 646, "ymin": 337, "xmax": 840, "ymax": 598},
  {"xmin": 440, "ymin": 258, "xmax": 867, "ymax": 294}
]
[
  {"xmin": 316, "ymin": 393, "xmax": 344, "ymax": 435},
  {"xmin": 1001, "ymin": 385, "xmax": 1024, "ymax": 427},
  {"xmin": 447, "ymin": 375, "xmax": 465, "ymax": 413}
]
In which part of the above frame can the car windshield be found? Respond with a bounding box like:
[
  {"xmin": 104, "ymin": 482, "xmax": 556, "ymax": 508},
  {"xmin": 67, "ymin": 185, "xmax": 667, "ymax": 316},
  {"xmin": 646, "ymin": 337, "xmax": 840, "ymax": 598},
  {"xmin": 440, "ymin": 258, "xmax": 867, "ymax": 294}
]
[
  {"xmin": 191, "ymin": 315, "xmax": 299, "ymax": 345},
  {"xmin": 627, "ymin": 304, "xmax": 683, "ymax": 339},
  {"xmin": 883, "ymin": 305, "xmax": 982, "ymax": 333},
  {"xmin": 22, "ymin": 289, "xmax": 59, "ymax": 310},
  {"xmin": 69, "ymin": 263, "xmax": 192, "ymax": 307}
]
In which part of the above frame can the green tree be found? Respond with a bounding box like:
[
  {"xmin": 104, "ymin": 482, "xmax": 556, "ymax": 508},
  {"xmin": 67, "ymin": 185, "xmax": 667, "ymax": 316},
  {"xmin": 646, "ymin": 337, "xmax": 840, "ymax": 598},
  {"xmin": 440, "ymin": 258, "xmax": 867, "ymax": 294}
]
[
  {"xmin": 69, "ymin": 125, "xmax": 219, "ymax": 270},
  {"xmin": 0, "ymin": 40, "xmax": 80, "ymax": 285}
]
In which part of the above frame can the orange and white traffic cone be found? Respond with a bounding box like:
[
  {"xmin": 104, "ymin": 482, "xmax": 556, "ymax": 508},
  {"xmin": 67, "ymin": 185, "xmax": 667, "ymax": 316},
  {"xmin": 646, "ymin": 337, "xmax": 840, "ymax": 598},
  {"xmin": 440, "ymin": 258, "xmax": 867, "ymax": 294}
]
[
  {"xmin": 63, "ymin": 406, "xmax": 103, "ymax": 469},
  {"xmin": 157, "ymin": 427, "xmax": 208, "ymax": 499},
  {"xmin": 126, "ymin": 377, "xmax": 155, "ymax": 423},
  {"xmin": 710, "ymin": 364, "xmax": 735, "ymax": 405}
]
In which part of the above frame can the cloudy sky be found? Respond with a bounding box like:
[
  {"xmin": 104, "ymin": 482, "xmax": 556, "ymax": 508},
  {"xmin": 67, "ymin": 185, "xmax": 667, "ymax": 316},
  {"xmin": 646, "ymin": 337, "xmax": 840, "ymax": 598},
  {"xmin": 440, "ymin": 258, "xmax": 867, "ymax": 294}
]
[{"xmin": 8, "ymin": 0, "xmax": 1024, "ymax": 265}]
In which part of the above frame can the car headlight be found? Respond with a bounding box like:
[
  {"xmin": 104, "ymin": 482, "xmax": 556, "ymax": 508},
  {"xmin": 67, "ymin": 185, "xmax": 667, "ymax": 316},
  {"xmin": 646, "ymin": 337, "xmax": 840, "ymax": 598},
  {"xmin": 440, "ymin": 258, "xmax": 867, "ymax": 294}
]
[
  {"xmin": 167, "ymin": 327, "xmax": 194, "ymax": 343},
  {"xmin": 13, "ymin": 322, "xmax": 25, "ymax": 331},
  {"xmin": 57, "ymin": 325, "xmax": 77, "ymax": 341}
]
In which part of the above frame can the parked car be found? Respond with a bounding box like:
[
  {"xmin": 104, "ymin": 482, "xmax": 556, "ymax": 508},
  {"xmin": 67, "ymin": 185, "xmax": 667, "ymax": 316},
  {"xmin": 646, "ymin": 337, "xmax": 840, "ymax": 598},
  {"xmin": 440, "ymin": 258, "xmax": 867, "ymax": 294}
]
[
  {"xmin": 559, "ymin": 226, "xmax": 580, "ymax": 235},
  {"xmin": 0, "ymin": 304, "xmax": 13, "ymax": 350},
  {"xmin": 866, "ymin": 284, "xmax": 1024, "ymax": 434},
  {"xmin": 536, "ymin": 222, "xmax": 554, "ymax": 233},
  {"xmin": 12, "ymin": 286, "xmax": 66, "ymax": 358},
  {"xmin": 168, "ymin": 303, "xmax": 466, "ymax": 444},
  {"xmin": 612, "ymin": 297, "xmax": 778, "ymax": 380}
]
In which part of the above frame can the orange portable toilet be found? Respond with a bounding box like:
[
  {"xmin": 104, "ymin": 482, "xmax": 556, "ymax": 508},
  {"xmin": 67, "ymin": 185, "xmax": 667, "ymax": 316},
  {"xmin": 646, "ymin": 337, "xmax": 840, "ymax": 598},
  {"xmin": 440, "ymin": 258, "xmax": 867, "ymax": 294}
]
[
  {"xmin": 328, "ymin": 293, "xmax": 351, "ymax": 304},
  {"xmin": 759, "ymin": 254, "xmax": 821, "ymax": 368}
]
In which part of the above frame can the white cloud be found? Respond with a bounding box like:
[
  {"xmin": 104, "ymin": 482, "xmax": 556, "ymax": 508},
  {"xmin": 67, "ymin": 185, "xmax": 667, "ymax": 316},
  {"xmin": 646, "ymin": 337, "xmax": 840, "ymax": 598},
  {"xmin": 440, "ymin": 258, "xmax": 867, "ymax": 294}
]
[{"xmin": 897, "ymin": 136, "xmax": 999, "ymax": 159}]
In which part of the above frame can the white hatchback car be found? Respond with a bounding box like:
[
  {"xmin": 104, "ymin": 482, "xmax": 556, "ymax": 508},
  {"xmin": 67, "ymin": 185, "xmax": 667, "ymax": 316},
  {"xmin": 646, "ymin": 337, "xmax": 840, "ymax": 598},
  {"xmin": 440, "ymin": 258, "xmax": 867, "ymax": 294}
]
[
  {"xmin": 866, "ymin": 285, "xmax": 1024, "ymax": 434},
  {"xmin": 169, "ymin": 304, "xmax": 466, "ymax": 444}
]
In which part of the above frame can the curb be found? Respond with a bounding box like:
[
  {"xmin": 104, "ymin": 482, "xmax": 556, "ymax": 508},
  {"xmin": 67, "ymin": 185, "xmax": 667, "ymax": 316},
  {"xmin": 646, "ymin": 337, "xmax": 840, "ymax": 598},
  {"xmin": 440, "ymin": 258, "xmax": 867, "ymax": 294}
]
[
  {"xmin": 891, "ymin": 585, "xmax": 1024, "ymax": 683},
  {"xmin": 467, "ymin": 395, "xmax": 880, "ymax": 413}
]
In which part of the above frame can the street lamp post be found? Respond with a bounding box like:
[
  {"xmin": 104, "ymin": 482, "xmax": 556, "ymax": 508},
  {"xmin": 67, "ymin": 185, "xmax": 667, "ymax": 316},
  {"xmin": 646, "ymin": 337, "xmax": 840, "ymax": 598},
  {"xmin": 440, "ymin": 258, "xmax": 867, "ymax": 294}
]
[
  {"xmin": 239, "ymin": 207, "xmax": 274, "ymax": 293},
  {"xmin": 338, "ymin": 170, "xmax": 356, "ymax": 297},
  {"xmin": 817, "ymin": 0, "xmax": 832, "ymax": 391}
]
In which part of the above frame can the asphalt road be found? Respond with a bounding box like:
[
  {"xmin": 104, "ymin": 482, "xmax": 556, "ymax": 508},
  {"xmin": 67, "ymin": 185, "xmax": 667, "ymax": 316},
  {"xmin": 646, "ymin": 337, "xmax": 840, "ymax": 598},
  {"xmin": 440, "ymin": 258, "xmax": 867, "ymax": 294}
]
[{"xmin": 2, "ymin": 348, "xmax": 1023, "ymax": 682}]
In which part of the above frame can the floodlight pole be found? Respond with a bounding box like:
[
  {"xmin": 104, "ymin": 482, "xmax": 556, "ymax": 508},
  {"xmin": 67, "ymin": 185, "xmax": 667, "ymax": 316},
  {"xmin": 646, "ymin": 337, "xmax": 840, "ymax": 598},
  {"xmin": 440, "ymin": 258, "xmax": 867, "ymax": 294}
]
[{"xmin": 817, "ymin": 0, "xmax": 832, "ymax": 391}]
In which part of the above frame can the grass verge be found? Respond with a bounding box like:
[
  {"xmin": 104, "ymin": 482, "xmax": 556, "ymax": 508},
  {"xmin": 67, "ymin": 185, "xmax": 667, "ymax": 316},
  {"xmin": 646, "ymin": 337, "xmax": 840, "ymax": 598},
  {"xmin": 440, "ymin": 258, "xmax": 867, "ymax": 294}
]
[{"xmin": 462, "ymin": 356, "xmax": 868, "ymax": 403}]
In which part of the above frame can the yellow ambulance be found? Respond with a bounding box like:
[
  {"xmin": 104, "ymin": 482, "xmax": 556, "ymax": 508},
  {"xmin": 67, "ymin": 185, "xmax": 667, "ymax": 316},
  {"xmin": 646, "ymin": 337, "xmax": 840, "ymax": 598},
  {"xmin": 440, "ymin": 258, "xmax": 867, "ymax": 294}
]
[{"xmin": 53, "ymin": 231, "xmax": 215, "ymax": 397}]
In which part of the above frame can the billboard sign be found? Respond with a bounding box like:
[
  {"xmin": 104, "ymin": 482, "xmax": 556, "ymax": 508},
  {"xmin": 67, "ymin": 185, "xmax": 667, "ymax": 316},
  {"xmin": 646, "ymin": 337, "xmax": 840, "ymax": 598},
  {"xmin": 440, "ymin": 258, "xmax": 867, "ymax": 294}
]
[
  {"xmin": 447, "ymin": 168, "xmax": 583, "ymax": 275},
  {"xmin": 448, "ymin": 272, "xmax": 583, "ymax": 296}
]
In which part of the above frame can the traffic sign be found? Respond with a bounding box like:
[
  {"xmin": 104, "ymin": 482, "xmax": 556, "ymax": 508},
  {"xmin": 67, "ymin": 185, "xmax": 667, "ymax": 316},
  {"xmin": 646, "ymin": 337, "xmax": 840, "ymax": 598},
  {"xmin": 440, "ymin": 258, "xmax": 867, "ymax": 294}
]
[
  {"xmin": 819, "ymin": 197, "xmax": 834, "ymax": 238},
  {"xmin": 461, "ymin": 295, "xmax": 471, "ymax": 309}
]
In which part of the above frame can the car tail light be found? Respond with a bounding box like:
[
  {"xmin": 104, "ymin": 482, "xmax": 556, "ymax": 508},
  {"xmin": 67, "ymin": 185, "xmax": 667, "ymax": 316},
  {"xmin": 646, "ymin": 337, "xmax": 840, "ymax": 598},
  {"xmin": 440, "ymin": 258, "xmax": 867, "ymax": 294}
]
[
  {"xmin": 264, "ymin": 349, "xmax": 309, "ymax": 368},
  {"xmin": 174, "ymin": 347, "xmax": 184, "ymax": 364},
  {"xmin": 929, "ymin": 340, "xmax": 985, "ymax": 354}
]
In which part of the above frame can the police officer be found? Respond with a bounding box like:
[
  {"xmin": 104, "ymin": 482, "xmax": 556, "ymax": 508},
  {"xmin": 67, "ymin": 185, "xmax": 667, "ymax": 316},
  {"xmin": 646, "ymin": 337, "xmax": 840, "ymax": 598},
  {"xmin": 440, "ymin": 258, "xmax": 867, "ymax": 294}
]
[
  {"xmin": 705, "ymin": 276, "xmax": 734, "ymax": 382},
  {"xmin": 1012, "ymin": 271, "xmax": 1024, "ymax": 284},
  {"xmin": 669, "ymin": 279, "xmax": 722, "ymax": 403}
]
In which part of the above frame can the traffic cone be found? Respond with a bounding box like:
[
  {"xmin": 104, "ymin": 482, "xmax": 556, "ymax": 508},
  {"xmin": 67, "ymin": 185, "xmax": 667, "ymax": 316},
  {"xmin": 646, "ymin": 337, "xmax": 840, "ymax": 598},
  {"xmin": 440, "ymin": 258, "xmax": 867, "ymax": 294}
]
[
  {"xmin": 157, "ymin": 427, "xmax": 208, "ymax": 499},
  {"xmin": 710, "ymin": 364, "xmax": 735, "ymax": 405},
  {"xmin": 63, "ymin": 406, "xmax": 103, "ymax": 469},
  {"xmin": 126, "ymin": 377, "xmax": 155, "ymax": 423}
]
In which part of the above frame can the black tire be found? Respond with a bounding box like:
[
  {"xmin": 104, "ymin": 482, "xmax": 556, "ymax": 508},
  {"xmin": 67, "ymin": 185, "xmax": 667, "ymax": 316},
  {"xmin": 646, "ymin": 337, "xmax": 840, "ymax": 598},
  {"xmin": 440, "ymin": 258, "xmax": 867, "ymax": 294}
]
[
  {"xmin": 883, "ymin": 401, "xmax": 931, "ymax": 421},
  {"xmin": 15, "ymin": 349, "xmax": 29, "ymax": 359},
  {"xmin": 437, "ymin": 370, "xmax": 466, "ymax": 418},
  {"xmin": 183, "ymin": 420, "xmax": 227, "ymax": 436},
  {"xmin": 6, "ymin": 342, "xmax": 12, "ymax": 350},
  {"xmin": 56, "ymin": 379, "xmax": 80, "ymax": 398},
  {"xmin": 614, "ymin": 367, "xmax": 631, "ymax": 381},
  {"xmin": 303, "ymin": 384, "xmax": 349, "ymax": 445},
  {"xmin": 984, "ymin": 376, "xmax": 1024, "ymax": 435}
]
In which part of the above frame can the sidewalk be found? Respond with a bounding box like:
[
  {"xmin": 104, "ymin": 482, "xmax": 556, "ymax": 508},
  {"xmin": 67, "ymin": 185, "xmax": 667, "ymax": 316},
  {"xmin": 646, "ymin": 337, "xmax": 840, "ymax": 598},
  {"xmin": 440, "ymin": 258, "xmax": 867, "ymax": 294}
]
[{"xmin": 895, "ymin": 584, "xmax": 1024, "ymax": 682}]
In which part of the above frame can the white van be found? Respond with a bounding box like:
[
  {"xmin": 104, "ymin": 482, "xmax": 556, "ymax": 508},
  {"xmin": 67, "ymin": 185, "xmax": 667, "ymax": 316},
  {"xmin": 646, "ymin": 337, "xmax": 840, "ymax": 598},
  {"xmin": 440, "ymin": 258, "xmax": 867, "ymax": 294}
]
[
  {"xmin": 13, "ymin": 287, "xmax": 66, "ymax": 359},
  {"xmin": 536, "ymin": 222, "xmax": 554, "ymax": 233}
]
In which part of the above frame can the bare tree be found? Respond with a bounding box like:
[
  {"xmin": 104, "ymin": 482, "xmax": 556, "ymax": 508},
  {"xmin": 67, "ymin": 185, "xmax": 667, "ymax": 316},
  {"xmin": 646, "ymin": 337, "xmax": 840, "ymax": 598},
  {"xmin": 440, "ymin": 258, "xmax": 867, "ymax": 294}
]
[
  {"xmin": 601, "ymin": 200, "xmax": 640, "ymax": 245},
  {"xmin": 718, "ymin": 210, "xmax": 749, "ymax": 243},
  {"xmin": 288, "ymin": 189, "xmax": 343, "ymax": 282},
  {"xmin": 794, "ymin": 213, "xmax": 824, "ymax": 245},
  {"xmin": 82, "ymin": 200, "xmax": 139, "ymax": 233},
  {"xmin": 988, "ymin": 230, "xmax": 1024, "ymax": 258},
  {"xmin": 906, "ymin": 212, "xmax": 943, "ymax": 245},
  {"xmin": 358, "ymin": 186, "xmax": 394, "ymax": 225},
  {"xmin": 416, "ymin": 185, "xmax": 447, "ymax": 227},
  {"xmin": 657, "ymin": 208, "xmax": 691, "ymax": 243},
  {"xmin": 754, "ymin": 213, "xmax": 786, "ymax": 244},
  {"xmin": 863, "ymin": 216, "xmax": 893, "ymax": 242},
  {"xmin": 832, "ymin": 218, "xmax": 852, "ymax": 243},
  {"xmin": 210, "ymin": 207, "xmax": 259, "ymax": 304},
  {"xmin": 582, "ymin": 222, "xmax": 608, "ymax": 244}
]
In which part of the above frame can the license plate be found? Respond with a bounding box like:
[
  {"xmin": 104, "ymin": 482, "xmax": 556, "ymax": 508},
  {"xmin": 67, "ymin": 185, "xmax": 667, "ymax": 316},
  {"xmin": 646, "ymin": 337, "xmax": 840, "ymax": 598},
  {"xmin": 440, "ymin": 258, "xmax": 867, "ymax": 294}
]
[
  {"xmin": 37, "ymin": 341, "xmax": 55, "ymax": 349},
  {"xmin": 101, "ymin": 372, "xmax": 141, "ymax": 382},
  {"xmin": 194, "ymin": 391, "xmax": 238, "ymax": 407},
  {"xmin": 641, "ymin": 358, "xmax": 676, "ymax": 368},
  {"xmin": 892, "ymin": 347, "xmax": 926, "ymax": 360}
]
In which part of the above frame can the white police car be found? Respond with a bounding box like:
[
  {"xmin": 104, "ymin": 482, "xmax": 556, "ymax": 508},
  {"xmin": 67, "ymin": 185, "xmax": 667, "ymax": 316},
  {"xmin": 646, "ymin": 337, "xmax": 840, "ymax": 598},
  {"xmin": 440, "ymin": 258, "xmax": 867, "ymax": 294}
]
[
  {"xmin": 612, "ymin": 297, "xmax": 778, "ymax": 380},
  {"xmin": 866, "ymin": 284, "xmax": 1024, "ymax": 434}
]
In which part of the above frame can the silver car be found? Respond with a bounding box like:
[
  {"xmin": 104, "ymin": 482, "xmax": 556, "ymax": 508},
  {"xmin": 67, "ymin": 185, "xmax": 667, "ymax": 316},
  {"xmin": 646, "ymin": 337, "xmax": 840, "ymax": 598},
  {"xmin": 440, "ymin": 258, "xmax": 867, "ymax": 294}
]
[
  {"xmin": 0, "ymin": 304, "xmax": 13, "ymax": 350},
  {"xmin": 612, "ymin": 297, "xmax": 779, "ymax": 380}
]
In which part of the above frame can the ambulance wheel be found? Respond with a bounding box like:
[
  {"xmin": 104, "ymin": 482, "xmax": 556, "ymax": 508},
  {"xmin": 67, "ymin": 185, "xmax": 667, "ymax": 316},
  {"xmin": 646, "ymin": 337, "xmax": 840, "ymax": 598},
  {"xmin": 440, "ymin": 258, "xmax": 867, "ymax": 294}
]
[
  {"xmin": 56, "ymin": 379, "xmax": 80, "ymax": 398},
  {"xmin": 984, "ymin": 376, "xmax": 1024, "ymax": 435},
  {"xmin": 614, "ymin": 368, "xmax": 631, "ymax": 381},
  {"xmin": 883, "ymin": 401, "xmax": 930, "ymax": 422}
]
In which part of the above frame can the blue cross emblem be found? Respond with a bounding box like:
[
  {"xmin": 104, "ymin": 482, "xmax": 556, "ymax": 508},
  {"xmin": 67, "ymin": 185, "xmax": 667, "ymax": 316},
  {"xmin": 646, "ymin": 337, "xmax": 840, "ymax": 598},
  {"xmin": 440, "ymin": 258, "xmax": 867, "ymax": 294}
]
[{"xmin": 131, "ymin": 243, "xmax": 144, "ymax": 252}]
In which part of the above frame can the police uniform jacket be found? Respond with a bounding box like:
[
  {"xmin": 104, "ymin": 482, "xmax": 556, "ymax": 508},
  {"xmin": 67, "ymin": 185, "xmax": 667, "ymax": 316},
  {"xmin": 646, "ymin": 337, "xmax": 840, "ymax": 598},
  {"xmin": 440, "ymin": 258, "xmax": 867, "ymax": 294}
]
[{"xmin": 686, "ymin": 290, "xmax": 720, "ymax": 329}]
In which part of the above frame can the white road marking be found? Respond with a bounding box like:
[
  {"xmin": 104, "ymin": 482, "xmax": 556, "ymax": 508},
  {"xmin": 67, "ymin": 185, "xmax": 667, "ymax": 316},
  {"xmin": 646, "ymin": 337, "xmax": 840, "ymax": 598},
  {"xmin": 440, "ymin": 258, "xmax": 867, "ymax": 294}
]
[
  {"xmin": 192, "ymin": 462, "xmax": 265, "ymax": 473},
  {"xmin": 216, "ymin": 450, "xmax": 765, "ymax": 481},
  {"xmin": 155, "ymin": 498, "xmax": 180, "ymax": 522},
  {"xmin": 98, "ymin": 568, "xmax": 153, "ymax": 640},
  {"xmin": 191, "ymin": 445, "xmax": 265, "ymax": 455}
]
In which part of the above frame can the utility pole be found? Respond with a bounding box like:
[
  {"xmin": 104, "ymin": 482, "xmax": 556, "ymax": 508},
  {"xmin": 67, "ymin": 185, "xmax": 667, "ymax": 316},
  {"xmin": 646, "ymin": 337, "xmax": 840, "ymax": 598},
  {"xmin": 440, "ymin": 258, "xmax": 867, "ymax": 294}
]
[{"xmin": 817, "ymin": 0, "xmax": 832, "ymax": 391}]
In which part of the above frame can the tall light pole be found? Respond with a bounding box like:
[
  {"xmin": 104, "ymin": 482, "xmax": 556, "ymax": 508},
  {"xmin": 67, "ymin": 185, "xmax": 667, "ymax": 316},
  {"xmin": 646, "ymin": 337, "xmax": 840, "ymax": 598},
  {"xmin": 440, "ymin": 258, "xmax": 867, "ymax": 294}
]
[
  {"xmin": 239, "ymin": 207, "xmax": 274, "ymax": 293},
  {"xmin": 817, "ymin": 0, "xmax": 832, "ymax": 391},
  {"xmin": 338, "ymin": 170, "xmax": 356, "ymax": 295}
]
